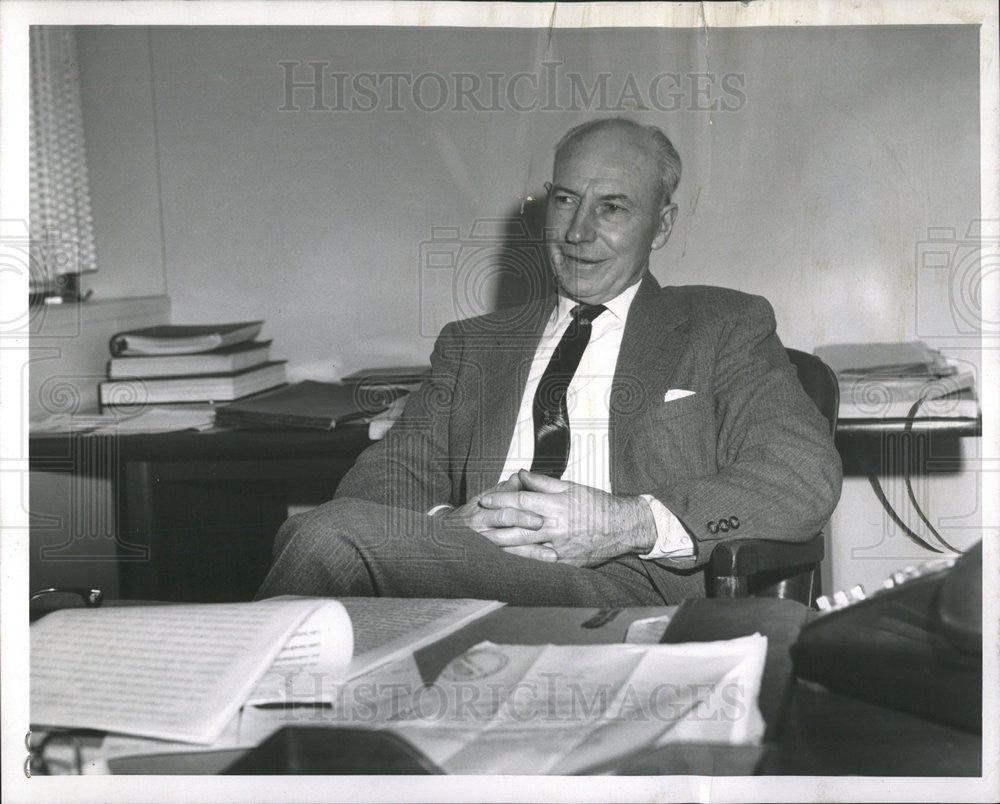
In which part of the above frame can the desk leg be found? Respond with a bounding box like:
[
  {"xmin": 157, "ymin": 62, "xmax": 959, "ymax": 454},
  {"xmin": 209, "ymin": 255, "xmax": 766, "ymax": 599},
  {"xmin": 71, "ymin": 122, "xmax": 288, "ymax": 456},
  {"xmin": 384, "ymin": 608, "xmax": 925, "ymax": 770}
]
[
  {"xmin": 118, "ymin": 460, "xmax": 289, "ymax": 602},
  {"xmin": 117, "ymin": 459, "xmax": 156, "ymax": 599}
]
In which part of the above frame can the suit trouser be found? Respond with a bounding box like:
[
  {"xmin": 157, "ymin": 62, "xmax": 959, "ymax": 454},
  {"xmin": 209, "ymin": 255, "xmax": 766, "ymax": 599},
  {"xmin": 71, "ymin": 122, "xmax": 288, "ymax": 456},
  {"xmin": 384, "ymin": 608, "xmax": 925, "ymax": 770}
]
[{"xmin": 255, "ymin": 498, "xmax": 704, "ymax": 606}]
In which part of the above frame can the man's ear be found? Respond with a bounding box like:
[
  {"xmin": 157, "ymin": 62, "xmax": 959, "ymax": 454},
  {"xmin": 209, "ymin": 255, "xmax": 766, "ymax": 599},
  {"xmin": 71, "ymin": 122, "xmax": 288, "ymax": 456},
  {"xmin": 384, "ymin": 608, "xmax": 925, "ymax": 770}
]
[{"xmin": 651, "ymin": 203, "xmax": 678, "ymax": 251}]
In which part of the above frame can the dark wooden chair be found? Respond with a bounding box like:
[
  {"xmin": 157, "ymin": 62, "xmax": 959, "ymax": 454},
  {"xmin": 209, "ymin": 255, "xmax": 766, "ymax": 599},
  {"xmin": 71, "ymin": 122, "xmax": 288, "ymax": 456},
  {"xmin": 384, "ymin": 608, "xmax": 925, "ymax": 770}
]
[{"xmin": 708, "ymin": 348, "xmax": 839, "ymax": 605}]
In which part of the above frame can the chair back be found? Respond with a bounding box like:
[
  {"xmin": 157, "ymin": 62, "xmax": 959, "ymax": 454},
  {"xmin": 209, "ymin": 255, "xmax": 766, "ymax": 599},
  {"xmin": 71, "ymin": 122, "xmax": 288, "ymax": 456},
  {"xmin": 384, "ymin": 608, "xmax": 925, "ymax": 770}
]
[
  {"xmin": 757, "ymin": 349, "xmax": 839, "ymax": 602},
  {"xmin": 785, "ymin": 348, "xmax": 839, "ymax": 436},
  {"xmin": 708, "ymin": 348, "xmax": 840, "ymax": 605}
]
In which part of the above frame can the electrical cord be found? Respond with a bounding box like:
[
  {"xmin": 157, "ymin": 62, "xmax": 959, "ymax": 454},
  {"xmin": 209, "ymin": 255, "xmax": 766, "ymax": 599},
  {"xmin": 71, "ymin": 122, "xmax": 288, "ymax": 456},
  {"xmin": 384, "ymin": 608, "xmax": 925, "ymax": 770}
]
[
  {"xmin": 860, "ymin": 394, "xmax": 967, "ymax": 555},
  {"xmin": 903, "ymin": 397, "xmax": 963, "ymax": 553},
  {"xmin": 860, "ymin": 450, "xmax": 943, "ymax": 553}
]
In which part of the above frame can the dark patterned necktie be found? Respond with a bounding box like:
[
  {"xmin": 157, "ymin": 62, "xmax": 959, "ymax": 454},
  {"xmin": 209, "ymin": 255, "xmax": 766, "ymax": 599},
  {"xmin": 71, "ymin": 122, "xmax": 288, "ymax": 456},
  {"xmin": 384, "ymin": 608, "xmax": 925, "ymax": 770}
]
[{"xmin": 530, "ymin": 303, "xmax": 607, "ymax": 478}]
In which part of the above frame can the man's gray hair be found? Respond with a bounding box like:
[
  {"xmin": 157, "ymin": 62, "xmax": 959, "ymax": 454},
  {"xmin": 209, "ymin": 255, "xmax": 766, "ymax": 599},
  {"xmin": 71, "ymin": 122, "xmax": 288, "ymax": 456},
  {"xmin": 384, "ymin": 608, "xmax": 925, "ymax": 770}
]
[{"xmin": 554, "ymin": 118, "xmax": 682, "ymax": 206}]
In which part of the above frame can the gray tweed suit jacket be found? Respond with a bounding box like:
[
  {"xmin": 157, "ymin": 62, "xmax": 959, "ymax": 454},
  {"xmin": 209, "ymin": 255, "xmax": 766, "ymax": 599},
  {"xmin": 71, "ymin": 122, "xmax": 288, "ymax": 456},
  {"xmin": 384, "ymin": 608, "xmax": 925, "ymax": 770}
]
[{"xmin": 335, "ymin": 273, "xmax": 842, "ymax": 582}]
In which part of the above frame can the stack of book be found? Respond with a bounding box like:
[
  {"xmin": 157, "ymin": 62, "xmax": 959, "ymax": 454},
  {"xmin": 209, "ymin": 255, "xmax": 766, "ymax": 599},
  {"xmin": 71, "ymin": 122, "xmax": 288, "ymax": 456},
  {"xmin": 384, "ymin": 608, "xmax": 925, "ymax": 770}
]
[
  {"xmin": 100, "ymin": 321, "xmax": 287, "ymax": 407},
  {"xmin": 815, "ymin": 341, "xmax": 978, "ymax": 419}
]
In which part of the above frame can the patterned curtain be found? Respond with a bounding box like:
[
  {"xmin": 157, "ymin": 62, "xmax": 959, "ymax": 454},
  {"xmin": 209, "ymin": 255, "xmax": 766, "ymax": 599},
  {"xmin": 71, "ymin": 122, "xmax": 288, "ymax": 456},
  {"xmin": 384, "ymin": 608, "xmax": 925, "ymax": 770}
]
[{"xmin": 30, "ymin": 27, "xmax": 97, "ymax": 297}]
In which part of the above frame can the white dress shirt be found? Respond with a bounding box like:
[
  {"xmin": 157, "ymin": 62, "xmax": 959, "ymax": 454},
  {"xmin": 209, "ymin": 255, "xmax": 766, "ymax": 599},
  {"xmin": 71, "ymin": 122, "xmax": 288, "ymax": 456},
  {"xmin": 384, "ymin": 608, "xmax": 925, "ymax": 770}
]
[{"xmin": 498, "ymin": 282, "xmax": 694, "ymax": 560}]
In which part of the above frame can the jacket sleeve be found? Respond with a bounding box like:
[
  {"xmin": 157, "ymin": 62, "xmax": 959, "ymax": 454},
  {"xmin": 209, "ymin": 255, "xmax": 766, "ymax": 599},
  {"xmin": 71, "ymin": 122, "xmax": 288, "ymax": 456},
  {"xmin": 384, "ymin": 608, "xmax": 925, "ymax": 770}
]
[
  {"xmin": 649, "ymin": 295, "xmax": 843, "ymax": 569},
  {"xmin": 333, "ymin": 322, "xmax": 463, "ymax": 513}
]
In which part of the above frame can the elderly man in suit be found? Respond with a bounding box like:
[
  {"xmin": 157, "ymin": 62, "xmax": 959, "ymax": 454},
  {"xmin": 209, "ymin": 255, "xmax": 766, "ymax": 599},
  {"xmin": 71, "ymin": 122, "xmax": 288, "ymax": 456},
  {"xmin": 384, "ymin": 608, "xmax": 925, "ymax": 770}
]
[{"xmin": 256, "ymin": 117, "xmax": 842, "ymax": 606}]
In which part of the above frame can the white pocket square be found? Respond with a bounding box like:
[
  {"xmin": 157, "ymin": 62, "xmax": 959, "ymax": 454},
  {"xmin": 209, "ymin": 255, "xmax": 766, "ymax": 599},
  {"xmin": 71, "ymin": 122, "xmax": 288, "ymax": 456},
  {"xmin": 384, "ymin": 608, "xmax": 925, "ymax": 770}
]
[{"xmin": 663, "ymin": 389, "xmax": 696, "ymax": 403}]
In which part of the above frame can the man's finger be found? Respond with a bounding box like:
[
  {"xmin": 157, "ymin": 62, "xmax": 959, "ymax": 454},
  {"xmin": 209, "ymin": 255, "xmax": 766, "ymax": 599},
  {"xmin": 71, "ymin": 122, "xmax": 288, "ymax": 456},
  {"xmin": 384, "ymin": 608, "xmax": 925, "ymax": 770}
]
[
  {"xmin": 517, "ymin": 469, "xmax": 570, "ymax": 493},
  {"xmin": 479, "ymin": 527, "xmax": 551, "ymax": 547},
  {"xmin": 495, "ymin": 474, "xmax": 524, "ymax": 492},
  {"xmin": 478, "ymin": 489, "xmax": 548, "ymax": 511},
  {"xmin": 481, "ymin": 506, "xmax": 543, "ymax": 529},
  {"xmin": 502, "ymin": 544, "xmax": 558, "ymax": 562}
]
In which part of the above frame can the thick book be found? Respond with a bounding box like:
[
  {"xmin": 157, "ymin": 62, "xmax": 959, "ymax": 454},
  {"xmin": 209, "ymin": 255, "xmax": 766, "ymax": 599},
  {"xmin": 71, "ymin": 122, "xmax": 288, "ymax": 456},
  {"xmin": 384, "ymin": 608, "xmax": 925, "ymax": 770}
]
[
  {"xmin": 341, "ymin": 365, "xmax": 431, "ymax": 385},
  {"xmin": 214, "ymin": 380, "xmax": 406, "ymax": 430},
  {"xmin": 107, "ymin": 340, "xmax": 272, "ymax": 379},
  {"xmin": 30, "ymin": 597, "xmax": 503, "ymax": 744},
  {"xmin": 99, "ymin": 361, "xmax": 287, "ymax": 406},
  {"xmin": 109, "ymin": 321, "xmax": 264, "ymax": 357}
]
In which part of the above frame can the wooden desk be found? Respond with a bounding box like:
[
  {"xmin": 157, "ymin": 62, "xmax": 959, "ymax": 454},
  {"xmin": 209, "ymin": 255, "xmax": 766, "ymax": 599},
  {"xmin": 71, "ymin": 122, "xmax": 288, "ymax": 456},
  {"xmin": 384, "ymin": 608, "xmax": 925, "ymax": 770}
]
[
  {"xmin": 30, "ymin": 426, "xmax": 373, "ymax": 601},
  {"xmin": 835, "ymin": 414, "xmax": 981, "ymax": 467},
  {"xmin": 836, "ymin": 415, "xmax": 981, "ymax": 438},
  {"xmin": 29, "ymin": 412, "xmax": 982, "ymax": 602}
]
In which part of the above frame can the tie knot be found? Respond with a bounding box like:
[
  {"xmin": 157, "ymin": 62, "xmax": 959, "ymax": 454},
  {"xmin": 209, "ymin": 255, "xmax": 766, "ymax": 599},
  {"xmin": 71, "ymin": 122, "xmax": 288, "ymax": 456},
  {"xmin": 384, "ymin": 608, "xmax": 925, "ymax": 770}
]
[{"xmin": 571, "ymin": 304, "xmax": 606, "ymax": 325}]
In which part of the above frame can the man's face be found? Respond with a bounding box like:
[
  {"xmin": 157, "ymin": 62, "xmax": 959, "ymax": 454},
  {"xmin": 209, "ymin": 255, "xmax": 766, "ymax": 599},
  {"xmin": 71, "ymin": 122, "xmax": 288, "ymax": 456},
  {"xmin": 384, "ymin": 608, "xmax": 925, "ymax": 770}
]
[{"xmin": 545, "ymin": 126, "xmax": 677, "ymax": 305}]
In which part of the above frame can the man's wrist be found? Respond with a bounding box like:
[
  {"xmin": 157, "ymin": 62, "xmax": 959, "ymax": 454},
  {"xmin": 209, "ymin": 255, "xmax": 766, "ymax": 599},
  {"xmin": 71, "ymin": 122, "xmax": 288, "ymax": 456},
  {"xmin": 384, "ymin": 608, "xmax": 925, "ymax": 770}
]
[
  {"xmin": 619, "ymin": 495, "xmax": 659, "ymax": 554},
  {"xmin": 636, "ymin": 494, "xmax": 696, "ymax": 560}
]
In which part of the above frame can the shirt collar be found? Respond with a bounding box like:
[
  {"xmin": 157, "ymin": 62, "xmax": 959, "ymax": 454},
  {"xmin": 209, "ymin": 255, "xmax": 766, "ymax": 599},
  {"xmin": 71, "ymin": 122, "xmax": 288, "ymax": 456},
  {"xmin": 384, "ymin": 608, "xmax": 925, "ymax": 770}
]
[{"xmin": 554, "ymin": 279, "xmax": 642, "ymax": 325}]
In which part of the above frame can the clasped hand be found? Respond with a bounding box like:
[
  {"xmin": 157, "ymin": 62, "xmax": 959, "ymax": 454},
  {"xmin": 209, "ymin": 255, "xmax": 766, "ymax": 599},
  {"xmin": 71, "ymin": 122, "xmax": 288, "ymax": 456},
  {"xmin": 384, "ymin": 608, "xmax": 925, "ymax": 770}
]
[{"xmin": 440, "ymin": 469, "xmax": 654, "ymax": 566}]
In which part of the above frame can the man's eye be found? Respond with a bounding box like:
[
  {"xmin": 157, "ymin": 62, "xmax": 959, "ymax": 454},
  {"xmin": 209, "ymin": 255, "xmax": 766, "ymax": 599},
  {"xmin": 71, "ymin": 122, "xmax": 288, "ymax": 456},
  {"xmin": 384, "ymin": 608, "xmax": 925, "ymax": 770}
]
[
  {"xmin": 552, "ymin": 194, "xmax": 578, "ymax": 208},
  {"xmin": 599, "ymin": 202, "xmax": 627, "ymax": 215}
]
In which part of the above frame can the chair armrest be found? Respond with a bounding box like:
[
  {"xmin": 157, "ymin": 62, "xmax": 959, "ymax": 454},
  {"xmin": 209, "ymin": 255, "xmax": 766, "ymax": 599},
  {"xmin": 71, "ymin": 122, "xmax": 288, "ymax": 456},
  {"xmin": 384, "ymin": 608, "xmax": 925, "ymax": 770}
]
[{"xmin": 710, "ymin": 534, "xmax": 825, "ymax": 577}]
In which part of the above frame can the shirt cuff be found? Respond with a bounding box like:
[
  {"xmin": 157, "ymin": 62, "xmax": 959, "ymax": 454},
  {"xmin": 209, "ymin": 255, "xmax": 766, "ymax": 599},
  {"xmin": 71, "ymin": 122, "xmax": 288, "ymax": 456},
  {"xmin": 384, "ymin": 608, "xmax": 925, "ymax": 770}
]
[
  {"xmin": 427, "ymin": 504, "xmax": 454, "ymax": 517},
  {"xmin": 637, "ymin": 494, "xmax": 695, "ymax": 560}
]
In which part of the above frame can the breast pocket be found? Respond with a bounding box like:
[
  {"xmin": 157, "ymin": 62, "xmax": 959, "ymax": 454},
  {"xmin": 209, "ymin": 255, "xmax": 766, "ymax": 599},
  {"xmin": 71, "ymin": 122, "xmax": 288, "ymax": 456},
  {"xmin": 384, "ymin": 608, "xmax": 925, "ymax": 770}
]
[
  {"xmin": 617, "ymin": 394, "xmax": 717, "ymax": 491},
  {"xmin": 648, "ymin": 393, "xmax": 706, "ymax": 422}
]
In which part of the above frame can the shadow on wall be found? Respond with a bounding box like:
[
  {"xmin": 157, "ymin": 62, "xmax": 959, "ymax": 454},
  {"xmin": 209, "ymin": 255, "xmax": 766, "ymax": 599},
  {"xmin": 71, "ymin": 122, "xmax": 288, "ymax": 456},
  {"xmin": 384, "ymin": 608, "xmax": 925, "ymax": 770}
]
[{"xmin": 478, "ymin": 197, "xmax": 555, "ymax": 312}]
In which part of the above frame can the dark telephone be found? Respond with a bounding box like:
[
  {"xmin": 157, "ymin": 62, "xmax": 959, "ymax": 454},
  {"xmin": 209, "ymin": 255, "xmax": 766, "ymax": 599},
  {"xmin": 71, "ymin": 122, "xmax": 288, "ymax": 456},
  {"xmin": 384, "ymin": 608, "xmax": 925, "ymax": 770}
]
[{"xmin": 791, "ymin": 541, "xmax": 982, "ymax": 733}]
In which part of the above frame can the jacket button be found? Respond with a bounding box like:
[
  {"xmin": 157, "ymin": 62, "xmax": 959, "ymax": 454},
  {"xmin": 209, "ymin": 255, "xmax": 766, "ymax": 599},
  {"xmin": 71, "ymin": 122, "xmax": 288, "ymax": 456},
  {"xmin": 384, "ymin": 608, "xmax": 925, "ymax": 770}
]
[
  {"xmin": 707, "ymin": 521, "xmax": 719, "ymax": 534},
  {"xmin": 729, "ymin": 516, "xmax": 740, "ymax": 529},
  {"xmin": 718, "ymin": 519, "xmax": 731, "ymax": 532}
]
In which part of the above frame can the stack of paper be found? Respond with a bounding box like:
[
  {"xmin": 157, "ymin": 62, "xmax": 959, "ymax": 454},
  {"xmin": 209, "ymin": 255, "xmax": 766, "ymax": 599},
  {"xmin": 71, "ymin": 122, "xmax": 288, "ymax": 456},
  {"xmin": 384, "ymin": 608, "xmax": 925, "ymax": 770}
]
[
  {"xmin": 97, "ymin": 634, "xmax": 768, "ymax": 776},
  {"xmin": 815, "ymin": 341, "xmax": 979, "ymax": 419},
  {"xmin": 31, "ymin": 406, "xmax": 218, "ymax": 435},
  {"xmin": 387, "ymin": 636, "xmax": 768, "ymax": 774}
]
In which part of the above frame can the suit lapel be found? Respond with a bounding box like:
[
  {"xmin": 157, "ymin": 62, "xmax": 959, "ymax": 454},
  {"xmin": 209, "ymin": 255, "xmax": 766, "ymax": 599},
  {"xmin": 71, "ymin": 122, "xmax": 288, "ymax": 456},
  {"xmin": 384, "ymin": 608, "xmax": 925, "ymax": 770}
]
[
  {"xmin": 610, "ymin": 274, "xmax": 690, "ymax": 492},
  {"xmin": 466, "ymin": 300, "xmax": 553, "ymax": 498},
  {"xmin": 464, "ymin": 277, "xmax": 690, "ymax": 498}
]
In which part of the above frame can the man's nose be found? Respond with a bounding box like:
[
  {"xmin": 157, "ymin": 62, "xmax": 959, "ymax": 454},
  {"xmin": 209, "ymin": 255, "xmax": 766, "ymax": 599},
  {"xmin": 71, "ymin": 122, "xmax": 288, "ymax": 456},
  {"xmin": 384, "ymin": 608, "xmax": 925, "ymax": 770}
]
[{"xmin": 565, "ymin": 204, "xmax": 595, "ymax": 244}]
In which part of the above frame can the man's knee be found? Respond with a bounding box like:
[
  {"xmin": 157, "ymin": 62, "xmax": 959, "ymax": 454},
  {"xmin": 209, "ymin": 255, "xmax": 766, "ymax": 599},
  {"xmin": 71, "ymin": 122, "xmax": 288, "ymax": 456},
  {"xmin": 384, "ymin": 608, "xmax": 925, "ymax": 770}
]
[
  {"xmin": 271, "ymin": 497, "xmax": 397, "ymax": 560},
  {"xmin": 272, "ymin": 509, "xmax": 311, "ymax": 558}
]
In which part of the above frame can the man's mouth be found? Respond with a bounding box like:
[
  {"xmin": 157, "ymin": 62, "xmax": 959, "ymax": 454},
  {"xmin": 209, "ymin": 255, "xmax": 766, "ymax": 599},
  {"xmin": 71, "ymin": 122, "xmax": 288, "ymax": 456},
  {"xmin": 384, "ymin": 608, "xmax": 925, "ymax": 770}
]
[{"xmin": 560, "ymin": 253, "xmax": 606, "ymax": 267}]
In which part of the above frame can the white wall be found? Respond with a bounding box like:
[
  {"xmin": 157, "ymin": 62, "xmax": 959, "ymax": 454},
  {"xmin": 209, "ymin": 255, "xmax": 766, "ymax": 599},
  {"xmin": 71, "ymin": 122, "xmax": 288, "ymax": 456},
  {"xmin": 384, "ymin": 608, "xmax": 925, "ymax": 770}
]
[
  {"xmin": 70, "ymin": 24, "xmax": 984, "ymax": 592},
  {"xmin": 77, "ymin": 28, "xmax": 165, "ymax": 300}
]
